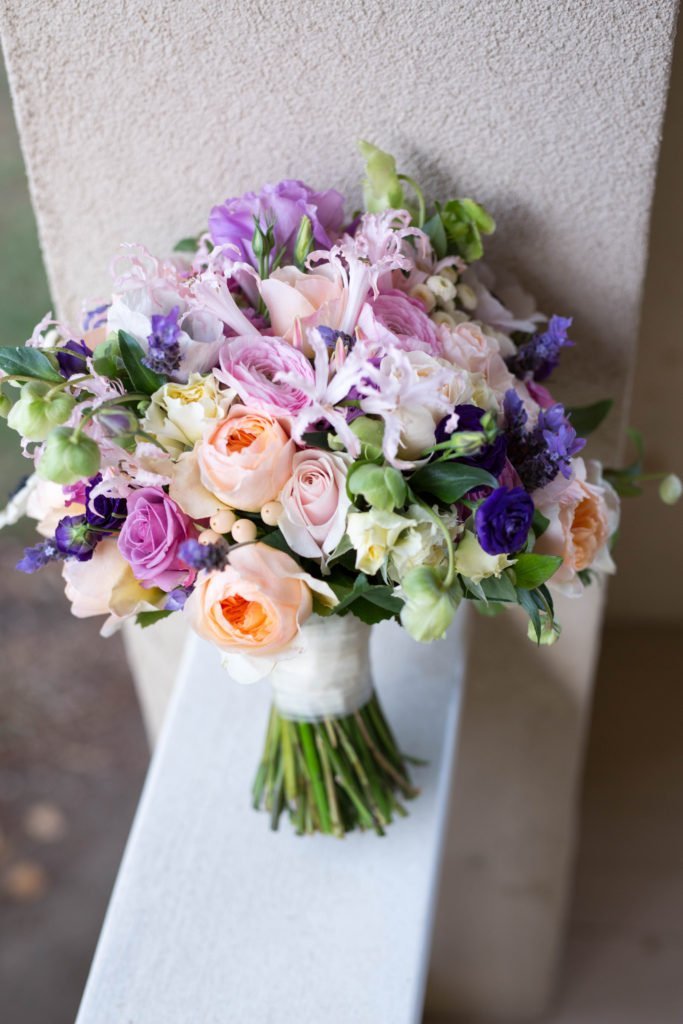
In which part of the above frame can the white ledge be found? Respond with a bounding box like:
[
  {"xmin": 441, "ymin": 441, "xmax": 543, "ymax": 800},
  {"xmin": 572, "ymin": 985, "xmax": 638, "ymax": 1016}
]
[{"xmin": 76, "ymin": 615, "xmax": 467, "ymax": 1024}]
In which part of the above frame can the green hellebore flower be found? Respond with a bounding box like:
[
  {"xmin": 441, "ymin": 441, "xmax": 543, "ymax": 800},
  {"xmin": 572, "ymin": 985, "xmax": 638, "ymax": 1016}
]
[
  {"xmin": 7, "ymin": 382, "xmax": 75, "ymax": 441},
  {"xmin": 0, "ymin": 392, "xmax": 11, "ymax": 419},
  {"xmin": 350, "ymin": 416, "xmax": 384, "ymax": 461},
  {"xmin": 348, "ymin": 462, "xmax": 407, "ymax": 512},
  {"xmin": 38, "ymin": 426, "xmax": 101, "ymax": 485},
  {"xmin": 358, "ymin": 141, "xmax": 404, "ymax": 213},
  {"xmin": 399, "ymin": 565, "xmax": 461, "ymax": 643}
]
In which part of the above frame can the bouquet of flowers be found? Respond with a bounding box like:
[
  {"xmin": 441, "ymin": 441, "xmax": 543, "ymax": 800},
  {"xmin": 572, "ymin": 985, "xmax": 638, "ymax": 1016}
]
[{"xmin": 1, "ymin": 143, "xmax": 678, "ymax": 837}]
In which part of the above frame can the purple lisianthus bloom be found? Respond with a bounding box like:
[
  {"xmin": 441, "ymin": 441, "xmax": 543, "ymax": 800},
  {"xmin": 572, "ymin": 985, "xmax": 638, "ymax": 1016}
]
[
  {"xmin": 475, "ymin": 486, "xmax": 534, "ymax": 555},
  {"xmin": 142, "ymin": 307, "xmax": 182, "ymax": 376},
  {"xmin": 208, "ymin": 180, "xmax": 345, "ymax": 268},
  {"xmin": 57, "ymin": 339, "xmax": 90, "ymax": 378},
  {"xmin": 17, "ymin": 538, "xmax": 63, "ymax": 574},
  {"xmin": 504, "ymin": 390, "xmax": 585, "ymax": 490},
  {"xmin": 436, "ymin": 404, "xmax": 508, "ymax": 477},
  {"xmin": 179, "ymin": 538, "xmax": 228, "ymax": 573},
  {"xmin": 507, "ymin": 315, "xmax": 573, "ymax": 382},
  {"xmin": 84, "ymin": 475, "xmax": 127, "ymax": 533},
  {"xmin": 55, "ymin": 514, "xmax": 97, "ymax": 561},
  {"xmin": 215, "ymin": 336, "xmax": 315, "ymax": 414},
  {"xmin": 118, "ymin": 487, "xmax": 197, "ymax": 591}
]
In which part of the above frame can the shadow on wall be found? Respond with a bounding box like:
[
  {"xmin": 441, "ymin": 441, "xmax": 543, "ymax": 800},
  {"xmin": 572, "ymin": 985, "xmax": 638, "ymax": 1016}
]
[{"xmin": 607, "ymin": 21, "xmax": 683, "ymax": 624}]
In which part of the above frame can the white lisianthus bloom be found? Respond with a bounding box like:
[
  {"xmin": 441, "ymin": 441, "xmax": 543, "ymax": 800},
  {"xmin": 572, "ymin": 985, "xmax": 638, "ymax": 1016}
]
[
  {"xmin": 388, "ymin": 505, "xmax": 461, "ymax": 583},
  {"xmin": 143, "ymin": 374, "xmax": 233, "ymax": 454},
  {"xmin": 346, "ymin": 508, "xmax": 413, "ymax": 576},
  {"xmin": 453, "ymin": 530, "xmax": 515, "ymax": 584}
]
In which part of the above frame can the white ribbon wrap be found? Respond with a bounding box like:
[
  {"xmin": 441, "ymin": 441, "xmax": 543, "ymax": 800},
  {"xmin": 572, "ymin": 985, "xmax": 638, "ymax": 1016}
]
[{"xmin": 269, "ymin": 614, "xmax": 373, "ymax": 722}]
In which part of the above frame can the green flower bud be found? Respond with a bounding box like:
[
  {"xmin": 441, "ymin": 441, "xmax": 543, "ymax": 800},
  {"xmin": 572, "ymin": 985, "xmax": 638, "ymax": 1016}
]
[
  {"xmin": 358, "ymin": 141, "xmax": 404, "ymax": 213},
  {"xmin": 293, "ymin": 215, "xmax": 313, "ymax": 269},
  {"xmin": 348, "ymin": 463, "xmax": 407, "ymax": 511},
  {"xmin": 46, "ymin": 392, "xmax": 75, "ymax": 426},
  {"xmin": 400, "ymin": 565, "xmax": 461, "ymax": 643},
  {"xmin": 659, "ymin": 473, "xmax": 682, "ymax": 506},
  {"xmin": 0, "ymin": 392, "xmax": 11, "ymax": 419},
  {"xmin": 527, "ymin": 613, "xmax": 561, "ymax": 646},
  {"xmin": 38, "ymin": 426, "xmax": 101, "ymax": 485},
  {"xmin": 93, "ymin": 335, "xmax": 123, "ymax": 378},
  {"xmin": 350, "ymin": 416, "xmax": 384, "ymax": 461}
]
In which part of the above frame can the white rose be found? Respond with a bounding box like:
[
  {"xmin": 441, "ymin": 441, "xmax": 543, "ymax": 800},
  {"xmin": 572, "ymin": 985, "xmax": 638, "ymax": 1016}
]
[
  {"xmin": 453, "ymin": 530, "xmax": 515, "ymax": 584},
  {"xmin": 143, "ymin": 373, "xmax": 232, "ymax": 454},
  {"xmin": 278, "ymin": 450, "xmax": 351, "ymax": 566},
  {"xmin": 346, "ymin": 508, "xmax": 412, "ymax": 576}
]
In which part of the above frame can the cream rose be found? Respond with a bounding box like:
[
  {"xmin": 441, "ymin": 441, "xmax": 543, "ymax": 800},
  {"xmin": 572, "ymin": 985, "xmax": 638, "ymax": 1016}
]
[
  {"xmin": 198, "ymin": 406, "xmax": 295, "ymax": 512},
  {"xmin": 278, "ymin": 449, "xmax": 351, "ymax": 565},
  {"xmin": 346, "ymin": 508, "xmax": 412, "ymax": 576},
  {"xmin": 387, "ymin": 504, "xmax": 459, "ymax": 583},
  {"xmin": 453, "ymin": 530, "xmax": 515, "ymax": 584},
  {"xmin": 63, "ymin": 538, "xmax": 163, "ymax": 636},
  {"xmin": 143, "ymin": 373, "xmax": 232, "ymax": 454},
  {"xmin": 184, "ymin": 543, "xmax": 337, "ymax": 680},
  {"xmin": 533, "ymin": 458, "xmax": 619, "ymax": 595}
]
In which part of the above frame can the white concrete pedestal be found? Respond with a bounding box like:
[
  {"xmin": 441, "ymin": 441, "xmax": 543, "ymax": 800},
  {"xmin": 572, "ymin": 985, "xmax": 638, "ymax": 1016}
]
[{"xmin": 76, "ymin": 618, "xmax": 466, "ymax": 1024}]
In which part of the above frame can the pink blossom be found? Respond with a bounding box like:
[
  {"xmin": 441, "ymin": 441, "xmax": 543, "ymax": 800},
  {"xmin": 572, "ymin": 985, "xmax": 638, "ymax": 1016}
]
[
  {"xmin": 214, "ymin": 336, "xmax": 315, "ymax": 414},
  {"xmin": 360, "ymin": 289, "xmax": 440, "ymax": 353}
]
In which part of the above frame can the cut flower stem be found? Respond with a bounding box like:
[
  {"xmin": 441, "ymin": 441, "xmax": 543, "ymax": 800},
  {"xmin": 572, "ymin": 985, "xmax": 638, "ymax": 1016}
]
[{"xmin": 252, "ymin": 693, "xmax": 418, "ymax": 837}]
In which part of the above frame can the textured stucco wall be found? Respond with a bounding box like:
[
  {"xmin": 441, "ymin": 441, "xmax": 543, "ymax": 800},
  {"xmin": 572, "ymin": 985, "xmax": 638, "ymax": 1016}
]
[{"xmin": 1, "ymin": 0, "xmax": 677, "ymax": 1019}]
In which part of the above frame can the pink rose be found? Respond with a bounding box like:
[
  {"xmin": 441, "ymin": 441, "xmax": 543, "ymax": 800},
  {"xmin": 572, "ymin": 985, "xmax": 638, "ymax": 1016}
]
[
  {"xmin": 439, "ymin": 321, "xmax": 499, "ymax": 374},
  {"xmin": 534, "ymin": 458, "xmax": 619, "ymax": 595},
  {"xmin": 198, "ymin": 406, "xmax": 295, "ymax": 511},
  {"xmin": 362, "ymin": 289, "xmax": 440, "ymax": 353},
  {"xmin": 117, "ymin": 487, "xmax": 197, "ymax": 591},
  {"xmin": 278, "ymin": 450, "xmax": 351, "ymax": 563},
  {"xmin": 214, "ymin": 336, "xmax": 314, "ymax": 414},
  {"xmin": 259, "ymin": 266, "xmax": 345, "ymax": 351},
  {"xmin": 184, "ymin": 543, "xmax": 336, "ymax": 660}
]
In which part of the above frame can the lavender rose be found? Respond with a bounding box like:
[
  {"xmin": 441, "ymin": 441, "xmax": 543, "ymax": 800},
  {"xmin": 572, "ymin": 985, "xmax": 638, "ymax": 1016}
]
[
  {"xmin": 474, "ymin": 486, "xmax": 534, "ymax": 555},
  {"xmin": 208, "ymin": 180, "xmax": 345, "ymax": 268},
  {"xmin": 215, "ymin": 336, "xmax": 314, "ymax": 414},
  {"xmin": 118, "ymin": 487, "xmax": 197, "ymax": 591}
]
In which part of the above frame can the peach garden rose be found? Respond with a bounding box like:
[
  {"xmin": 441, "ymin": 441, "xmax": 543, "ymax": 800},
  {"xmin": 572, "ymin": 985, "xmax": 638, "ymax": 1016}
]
[{"xmin": 198, "ymin": 406, "xmax": 295, "ymax": 512}]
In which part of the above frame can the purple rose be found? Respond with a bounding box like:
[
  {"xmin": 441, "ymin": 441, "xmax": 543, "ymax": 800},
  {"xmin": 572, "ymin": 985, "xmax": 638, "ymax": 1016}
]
[
  {"xmin": 475, "ymin": 486, "xmax": 534, "ymax": 555},
  {"xmin": 214, "ymin": 336, "xmax": 314, "ymax": 414},
  {"xmin": 118, "ymin": 487, "xmax": 197, "ymax": 591},
  {"xmin": 208, "ymin": 180, "xmax": 345, "ymax": 267}
]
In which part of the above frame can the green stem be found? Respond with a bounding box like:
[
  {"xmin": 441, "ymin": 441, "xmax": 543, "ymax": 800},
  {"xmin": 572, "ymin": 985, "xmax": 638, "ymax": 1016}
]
[
  {"xmin": 398, "ymin": 174, "xmax": 426, "ymax": 228},
  {"xmin": 298, "ymin": 722, "xmax": 332, "ymax": 834}
]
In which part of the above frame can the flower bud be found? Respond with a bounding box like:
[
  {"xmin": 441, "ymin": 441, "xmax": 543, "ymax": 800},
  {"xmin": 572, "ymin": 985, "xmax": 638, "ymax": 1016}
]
[
  {"xmin": 293, "ymin": 215, "xmax": 313, "ymax": 269},
  {"xmin": 7, "ymin": 382, "xmax": 75, "ymax": 441},
  {"xmin": 426, "ymin": 274, "xmax": 456, "ymax": 304},
  {"xmin": 37, "ymin": 427, "xmax": 101, "ymax": 485},
  {"xmin": 400, "ymin": 565, "xmax": 461, "ymax": 642},
  {"xmin": 527, "ymin": 613, "xmax": 561, "ymax": 646},
  {"xmin": 348, "ymin": 463, "xmax": 407, "ymax": 512},
  {"xmin": 349, "ymin": 416, "xmax": 384, "ymax": 460},
  {"xmin": 0, "ymin": 392, "xmax": 10, "ymax": 419},
  {"xmin": 456, "ymin": 283, "xmax": 477, "ymax": 310},
  {"xmin": 659, "ymin": 473, "xmax": 682, "ymax": 506}
]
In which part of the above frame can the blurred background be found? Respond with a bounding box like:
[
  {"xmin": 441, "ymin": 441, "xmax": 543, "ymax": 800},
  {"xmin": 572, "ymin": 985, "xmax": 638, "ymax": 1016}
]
[{"xmin": 0, "ymin": 33, "xmax": 681, "ymax": 1024}]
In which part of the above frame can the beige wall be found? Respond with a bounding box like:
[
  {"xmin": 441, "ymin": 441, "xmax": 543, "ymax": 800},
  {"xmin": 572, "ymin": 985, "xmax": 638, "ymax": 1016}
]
[{"xmin": 608, "ymin": 21, "xmax": 683, "ymax": 623}]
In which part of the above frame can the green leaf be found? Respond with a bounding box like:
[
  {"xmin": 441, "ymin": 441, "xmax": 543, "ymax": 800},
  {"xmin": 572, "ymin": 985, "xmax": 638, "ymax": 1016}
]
[
  {"xmin": 173, "ymin": 235, "xmax": 201, "ymax": 253},
  {"xmin": 532, "ymin": 509, "xmax": 550, "ymax": 537},
  {"xmin": 0, "ymin": 346, "xmax": 63, "ymax": 383},
  {"xmin": 136, "ymin": 610, "xmax": 173, "ymax": 628},
  {"xmin": 329, "ymin": 573, "xmax": 402, "ymax": 620},
  {"xmin": 410, "ymin": 461, "xmax": 497, "ymax": 503},
  {"xmin": 423, "ymin": 213, "xmax": 448, "ymax": 260},
  {"xmin": 512, "ymin": 553, "xmax": 563, "ymax": 589},
  {"xmin": 438, "ymin": 198, "xmax": 495, "ymax": 262},
  {"xmin": 566, "ymin": 399, "xmax": 613, "ymax": 437},
  {"xmin": 479, "ymin": 573, "xmax": 518, "ymax": 603},
  {"xmin": 118, "ymin": 331, "xmax": 166, "ymax": 396},
  {"xmin": 516, "ymin": 587, "xmax": 542, "ymax": 642}
]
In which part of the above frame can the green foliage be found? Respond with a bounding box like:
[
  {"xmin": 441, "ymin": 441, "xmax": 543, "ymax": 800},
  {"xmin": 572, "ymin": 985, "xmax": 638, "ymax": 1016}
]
[
  {"xmin": 0, "ymin": 345, "xmax": 63, "ymax": 383},
  {"xmin": 433, "ymin": 197, "xmax": 495, "ymax": 262},
  {"xmin": 135, "ymin": 610, "xmax": 173, "ymax": 628},
  {"xmin": 118, "ymin": 331, "xmax": 166, "ymax": 396},
  {"xmin": 512, "ymin": 553, "xmax": 563, "ymax": 589},
  {"xmin": 347, "ymin": 462, "xmax": 407, "ymax": 511},
  {"xmin": 410, "ymin": 461, "xmax": 497, "ymax": 503},
  {"xmin": 328, "ymin": 572, "xmax": 403, "ymax": 625},
  {"xmin": 173, "ymin": 235, "xmax": 201, "ymax": 253},
  {"xmin": 603, "ymin": 428, "xmax": 644, "ymax": 497},
  {"xmin": 566, "ymin": 398, "xmax": 613, "ymax": 437}
]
